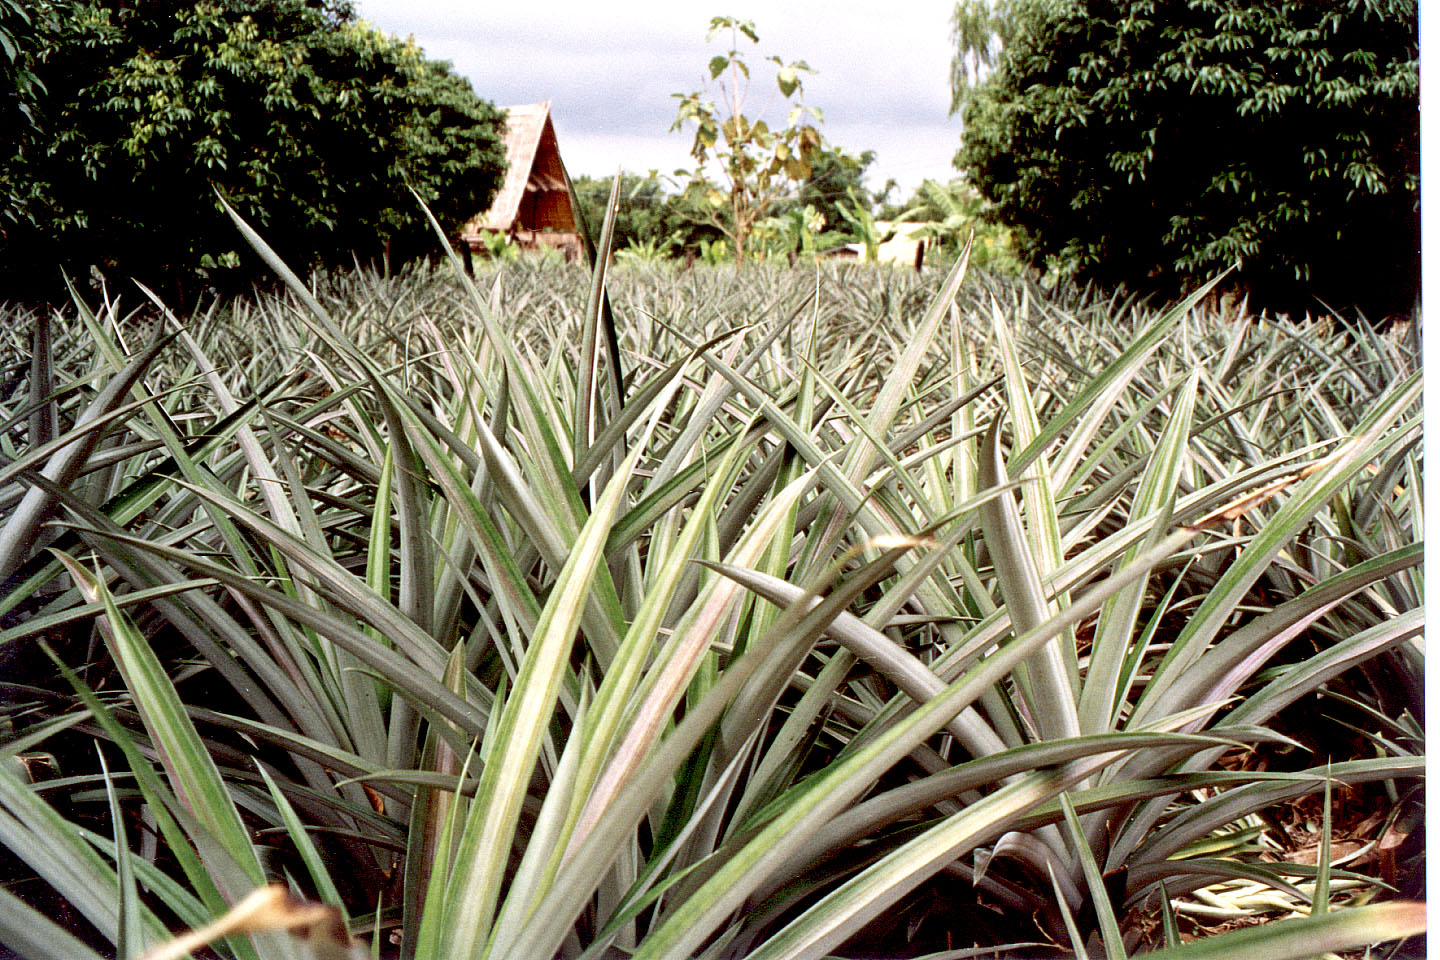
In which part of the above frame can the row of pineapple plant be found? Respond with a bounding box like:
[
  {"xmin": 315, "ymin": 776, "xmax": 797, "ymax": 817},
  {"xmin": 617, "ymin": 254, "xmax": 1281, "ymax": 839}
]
[{"xmin": 0, "ymin": 190, "xmax": 1422, "ymax": 959}]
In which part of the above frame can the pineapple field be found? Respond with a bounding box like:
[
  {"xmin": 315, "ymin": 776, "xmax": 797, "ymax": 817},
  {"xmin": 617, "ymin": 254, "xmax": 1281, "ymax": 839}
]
[{"xmin": 0, "ymin": 223, "xmax": 1423, "ymax": 959}]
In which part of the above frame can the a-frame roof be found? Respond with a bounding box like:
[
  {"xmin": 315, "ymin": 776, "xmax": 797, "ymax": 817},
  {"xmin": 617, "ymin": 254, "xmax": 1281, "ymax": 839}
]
[{"xmin": 472, "ymin": 101, "xmax": 572, "ymax": 233}]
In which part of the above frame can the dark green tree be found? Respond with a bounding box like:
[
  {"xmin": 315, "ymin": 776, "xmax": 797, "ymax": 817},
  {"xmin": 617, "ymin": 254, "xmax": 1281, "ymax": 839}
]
[
  {"xmin": 571, "ymin": 172, "xmax": 725, "ymax": 260},
  {"xmin": 2, "ymin": 0, "xmax": 507, "ymax": 303},
  {"xmin": 954, "ymin": 0, "xmax": 1419, "ymax": 317},
  {"xmin": 0, "ymin": 0, "xmax": 57, "ymax": 241},
  {"xmin": 789, "ymin": 146, "xmax": 879, "ymax": 238},
  {"xmin": 572, "ymin": 173, "xmax": 679, "ymax": 251}
]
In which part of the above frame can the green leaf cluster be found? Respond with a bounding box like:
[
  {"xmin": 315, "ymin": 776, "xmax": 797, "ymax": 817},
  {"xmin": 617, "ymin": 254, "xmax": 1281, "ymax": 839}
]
[
  {"xmin": 0, "ymin": 0, "xmax": 507, "ymax": 304},
  {"xmin": 0, "ymin": 0, "xmax": 47, "ymax": 128},
  {"xmin": 788, "ymin": 146, "xmax": 881, "ymax": 246},
  {"xmin": 570, "ymin": 173, "xmax": 725, "ymax": 259},
  {"xmin": 954, "ymin": 0, "xmax": 1419, "ymax": 317}
]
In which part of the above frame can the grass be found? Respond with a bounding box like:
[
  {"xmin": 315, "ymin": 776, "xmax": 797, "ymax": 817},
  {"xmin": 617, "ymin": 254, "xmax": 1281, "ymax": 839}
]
[{"xmin": 0, "ymin": 214, "xmax": 1423, "ymax": 960}]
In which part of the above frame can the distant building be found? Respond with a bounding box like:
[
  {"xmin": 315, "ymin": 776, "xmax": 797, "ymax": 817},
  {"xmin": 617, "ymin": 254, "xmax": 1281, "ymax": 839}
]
[
  {"xmin": 827, "ymin": 221, "xmax": 929, "ymax": 271},
  {"xmin": 872, "ymin": 221, "xmax": 928, "ymax": 270},
  {"xmin": 460, "ymin": 102, "xmax": 583, "ymax": 260}
]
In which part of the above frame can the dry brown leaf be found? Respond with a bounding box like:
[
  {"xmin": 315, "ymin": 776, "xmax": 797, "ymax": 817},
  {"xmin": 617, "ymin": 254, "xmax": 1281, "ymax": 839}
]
[{"xmin": 141, "ymin": 884, "xmax": 362, "ymax": 960}]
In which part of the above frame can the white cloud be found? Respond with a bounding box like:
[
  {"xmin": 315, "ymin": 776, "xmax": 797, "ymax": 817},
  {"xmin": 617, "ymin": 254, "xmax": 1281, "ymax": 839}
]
[{"xmin": 355, "ymin": 0, "xmax": 963, "ymax": 193}]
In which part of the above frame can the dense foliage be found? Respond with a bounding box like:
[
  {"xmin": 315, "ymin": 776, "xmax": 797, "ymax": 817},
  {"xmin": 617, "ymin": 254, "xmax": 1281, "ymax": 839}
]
[
  {"xmin": 887, "ymin": 177, "xmax": 1024, "ymax": 273},
  {"xmin": 0, "ymin": 0, "xmax": 43, "ymax": 129},
  {"xmin": 574, "ymin": 153, "xmax": 910, "ymax": 267},
  {"xmin": 571, "ymin": 172, "xmax": 724, "ymax": 258},
  {"xmin": 954, "ymin": 0, "xmax": 1420, "ymax": 317},
  {"xmin": 0, "ymin": 0, "xmax": 506, "ymax": 303},
  {"xmin": 791, "ymin": 147, "xmax": 886, "ymax": 238}
]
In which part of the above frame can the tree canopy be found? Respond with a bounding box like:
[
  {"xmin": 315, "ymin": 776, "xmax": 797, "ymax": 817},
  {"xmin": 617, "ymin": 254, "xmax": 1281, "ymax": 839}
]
[
  {"xmin": 954, "ymin": 0, "xmax": 1419, "ymax": 317},
  {"xmin": 1, "ymin": 0, "xmax": 507, "ymax": 303}
]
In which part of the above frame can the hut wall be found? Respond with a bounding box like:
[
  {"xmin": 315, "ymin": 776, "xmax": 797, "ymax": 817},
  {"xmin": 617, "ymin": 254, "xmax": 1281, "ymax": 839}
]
[{"xmin": 517, "ymin": 187, "xmax": 573, "ymax": 231}]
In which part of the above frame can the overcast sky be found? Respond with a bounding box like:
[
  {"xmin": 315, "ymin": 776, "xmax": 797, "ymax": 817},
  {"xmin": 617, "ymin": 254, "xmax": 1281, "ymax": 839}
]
[{"xmin": 352, "ymin": 1, "xmax": 963, "ymax": 199}]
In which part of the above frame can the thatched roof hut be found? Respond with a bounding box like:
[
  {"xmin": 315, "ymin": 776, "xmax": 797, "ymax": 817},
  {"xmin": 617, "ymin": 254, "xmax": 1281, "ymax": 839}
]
[{"xmin": 460, "ymin": 102, "xmax": 582, "ymax": 259}]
